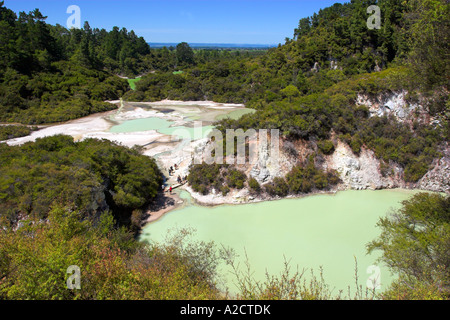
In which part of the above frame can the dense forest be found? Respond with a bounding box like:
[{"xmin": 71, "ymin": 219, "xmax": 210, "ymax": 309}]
[
  {"xmin": 126, "ymin": 0, "xmax": 448, "ymax": 103},
  {"xmin": 0, "ymin": 0, "xmax": 448, "ymax": 300},
  {"xmin": 0, "ymin": 1, "xmax": 155, "ymax": 124}
]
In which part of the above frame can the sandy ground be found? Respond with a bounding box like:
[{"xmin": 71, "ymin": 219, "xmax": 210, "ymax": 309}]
[
  {"xmin": 5, "ymin": 110, "xmax": 116, "ymax": 146},
  {"xmin": 143, "ymin": 190, "xmax": 184, "ymax": 224}
]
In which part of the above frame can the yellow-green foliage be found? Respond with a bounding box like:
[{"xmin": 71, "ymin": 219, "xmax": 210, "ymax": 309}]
[{"xmin": 0, "ymin": 208, "xmax": 222, "ymax": 300}]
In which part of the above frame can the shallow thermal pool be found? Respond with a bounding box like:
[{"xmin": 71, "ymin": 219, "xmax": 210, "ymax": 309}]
[
  {"xmin": 140, "ymin": 188, "xmax": 424, "ymax": 296},
  {"xmin": 109, "ymin": 117, "xmax": 172, "ymax": 133}
]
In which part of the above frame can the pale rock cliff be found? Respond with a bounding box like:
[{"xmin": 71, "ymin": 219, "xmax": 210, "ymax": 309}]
[{"xmin": 356, "ymin": 90, "xmax": 429, "ymax": 124}]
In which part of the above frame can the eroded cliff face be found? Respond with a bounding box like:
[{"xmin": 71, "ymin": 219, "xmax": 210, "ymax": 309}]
[
  {"xmin": 352, "ymin": 90, "xmax": 448, "ymax": 193},
  {"xmin": 246, "ymin": 136, "xmax": 448, "ymax": 195},
  {"xmin": 417, "ymin": 142, "xmax": 450, "ymax": 193},
  {"xmin": 184, "ymin": 91, "xmax": 448, "ymax": 205},
  {"xmin": 356, "ymin": 90, "xmax": 428, "ymax": 124},
  {"xmin": 324, "ymin": 141, "xmax": 405, "ymax": 190}
]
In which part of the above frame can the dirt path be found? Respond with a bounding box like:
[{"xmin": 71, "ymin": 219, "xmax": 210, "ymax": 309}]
[{"xmin": 143, "ymin": 187, "xmax": 185, "ymax": 224}]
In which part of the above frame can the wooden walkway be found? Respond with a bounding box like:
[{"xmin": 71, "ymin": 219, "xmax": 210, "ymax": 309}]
[{"xmin": 163, "ymin": 181, "xmax": 187, "ymax": 192}]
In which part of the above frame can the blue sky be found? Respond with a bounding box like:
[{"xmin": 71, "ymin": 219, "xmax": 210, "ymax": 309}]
[{"xmin": 3, "ymin": 0, "xmax": 347, "ymax": 44}]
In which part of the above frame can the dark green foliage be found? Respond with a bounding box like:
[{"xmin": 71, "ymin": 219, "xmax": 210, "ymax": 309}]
[
  {"xmin": 212, "ymin": 68, "xmax": 444, "ymax": 182},
  {"xmin": 406, "ymin": 0, "xmax": 449, "ymax": 90},
  {"xmin": 248, "ymin": 177, "xmax": 261, "ymax": 193},
  {"xmin": 176, "ymin": 42, "xmax": 195, "ymax": 67},
  {"xmin": 317, "ymin": 140, "xmax": 335, "ymax": 155},
  {"xmin": 263, "ymin": 177, "xmax": 289, "ymax": 197},
  {"xmin": 187, "ymin": 164, "xmax": 247, "ymax": 195},
  {"xmin": 127, "ymin": 0, "xmax": 430, "ymax": 105},
  {"xmin": 0, "ymin": 208, "xmax": 223, "ymax": 300},
  {"xmin": 356, "ymin": 116, "xmax": 441, "ymax": 182},
  {"xmin": 0, "ymin": 63, "xmax": 128, "ymax": 124},
  {"xmin": 0, "ymin": 3, "xmax": 149, "ymax": 124},
  {"xmin": 226, "ymin": 169, "xmax": 247, "ymax": 189},
  {"xmin": 187, "ymin": 163, "xmax": 223, "ymax": 195},
  {"xmin": 0, "ymin": 135, "xmax": 163, "ymax": 228},
  {"xmin": 0, "ymin": 125, "xmax": 38, "ymax": 140},
  {"xmin": 286, "ymin": 157, "xmax": 340, "ymax": 194}
]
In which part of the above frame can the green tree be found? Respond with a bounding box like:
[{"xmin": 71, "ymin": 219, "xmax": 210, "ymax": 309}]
[
  {"xmin": 176, "ymin": 42, "xmax": 195, "ymax": 67},
  {"xmin": 280, "ymin": 85, "xmax": 300, "ymax": 102},
  {"xmin": 367, "ymin": 193, "xmax": 450, "ymax": 299},
  {"xmin": 406, "ymin": 0, "xmax": 449, "ymax": 89}
]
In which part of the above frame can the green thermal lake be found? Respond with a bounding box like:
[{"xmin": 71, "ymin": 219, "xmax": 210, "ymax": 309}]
[
  {"xmin": 127, "ymin": 77, "xmax": 141, "ymax": 90},
  {"xmin": 109, "ymin": 116, "xmax": 213, "ymax": 140},
  {"xmin": 140, "ymin": 189, "xmax": 423, "ymax": 296},
  {"xmin": 106, "ymin": 105, "xmax": 427, "ymax": 296},
  {"xmin": 109, "ymin": 117, "xmax": 172, "ymax": 133}
]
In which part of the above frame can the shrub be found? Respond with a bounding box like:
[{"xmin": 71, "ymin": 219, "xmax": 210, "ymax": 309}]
[
  {"xmin": 317, "ymin": 140, "xmax": 335, "ymax": 155},
  {"xmin": 286, "ymin": 159, "xmax": 340, "ymax": 194},
  {"xmin": 248, "ymin": 178, "xmax": 261, "ymax": 193},
  {"xmin": 264, "ymin": 177, "xmax": 289, "ymax": 197},
  {"xmin": 0, "ymin": 125, "xmax": 37, "ymax": 141},
  {"xmin": 187, "ymin": 164, "xmax": 223, "ymax": 195},
  {"xmin": 226, "ymin": 169, "xmax": 247, "ymax": 189}
]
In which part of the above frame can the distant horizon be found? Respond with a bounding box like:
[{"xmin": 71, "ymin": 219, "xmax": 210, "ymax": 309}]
[{"xmin": 148, "ymin": 42, "xmax": 278, "ymax": 48}]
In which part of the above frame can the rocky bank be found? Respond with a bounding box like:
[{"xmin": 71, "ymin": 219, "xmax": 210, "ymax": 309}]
[{"xmin": 181, "ymin": 91, "xmax": 449, "ymax": 206}]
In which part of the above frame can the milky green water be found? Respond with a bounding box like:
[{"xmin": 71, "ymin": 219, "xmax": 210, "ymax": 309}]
[
  {"xmin": 109, "ymin": 116, "xmax": 214, "ymax": 140},
  {"xmin": 140, "ymin": 189, "xmax": 423, "ymax": 296},
  {"xmin": 128, "ymin": 78, "xmax": 141, "ymax": 90},
  {"xmin": 109, "ymin": 117, "xmax": 172, "ymax": 133}
]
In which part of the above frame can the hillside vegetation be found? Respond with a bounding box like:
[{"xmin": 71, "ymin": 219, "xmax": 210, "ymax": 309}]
[
  {"xmin": 0, "ymin": 2, "xmax": 148, "ymax": 124},
  {"xmin": 0, "ymin": 135, "xmax": 163, "ymax": 230},
  {"xmin": 177, "ymin": 0, "xmax": 448, "ymax": 196}
]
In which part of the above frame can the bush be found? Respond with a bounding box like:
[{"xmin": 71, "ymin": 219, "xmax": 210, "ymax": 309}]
[
  {"xmin": 248, "ymin": 178, "xmax": 261, "ymax": 193},
  {"xmin": 368, "ymin": 193, "xmax": 450, "ymax": 298},
  {"xmin": 187, "ymin": 164, "xmax": 224, "ymax": 195},
  {"xmin": 317, "ymin": 140, "xmax": 335, "ymax": 155},
  {"xmin": 0, "ymin": 209, "xmax": 222, "ymax": 300},
  {"xmin": 188, "ymin": 164, "xmax": 249, "ymax": 195},
  {"xmin": 264, "ymin": 177, "xmax": 289, "ymax": 197},
  {"xmin": 226, "ymin": 169, "xmax": 247, "ymax": 189},
  {"xmin": 286, "ymin": 158, "xmax": 340, "ymax": 194},
  {"xmin": 0, "ymin": 135, "xmax": 163, "ymax": 229},
  {"xmin": 404, "ymin": 160, "xmax": 430, "ymax": 183},
  {"xmin": 0, "ymin": 125, "xmax": 37, "ymax": 141}
]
